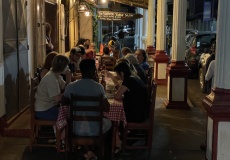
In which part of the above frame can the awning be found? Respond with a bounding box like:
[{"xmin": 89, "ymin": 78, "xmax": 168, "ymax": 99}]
[{"xmin": 110, "ymin": 0, "xmax": 148, "ymax": 9}]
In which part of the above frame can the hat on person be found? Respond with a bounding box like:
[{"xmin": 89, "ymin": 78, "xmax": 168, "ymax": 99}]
[
  {"xmin": 70, "ymin": 47, "xmax": 81, "ymax": 55},
  {"xmin": 108, "ymin": 40, "xmax": 115, "ymax": 46}
]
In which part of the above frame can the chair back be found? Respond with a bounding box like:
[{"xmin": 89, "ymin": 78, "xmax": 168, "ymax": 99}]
[
  {"xmin": 68, "ymin": 94, "xmax": 105, "ymax": 159},
  {"xmin": 149, "ymin": 81, "xmax": 157, "ymax": 121},
  {"xmin": 146, "ymin": 67, "xmax": 154, "ymax": 100},
  {"xmin": 101, "ymin": 56, "xmax": 116, "ymax": 71},
  {"xmin": 29, "ymin": 77, "xmax": 61, "ymax": 152},
  {"xmin": 69, "ymin": 94, "xmax": 104, "ymax": 141},
  {"xmin": 30, "ymin": 77, "xmax": 39, "ymax": 122}
]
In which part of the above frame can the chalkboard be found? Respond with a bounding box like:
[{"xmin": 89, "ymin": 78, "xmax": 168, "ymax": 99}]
[{"xmin": 98, "ymin": 11, "xmax": 143, "ymax": 21}]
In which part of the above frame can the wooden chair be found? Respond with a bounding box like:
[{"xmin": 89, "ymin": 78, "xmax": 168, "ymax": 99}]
[
  {"xmin": 101, "ymin": 56, "xmax": 116, "ymax": 71},
  {"xmin": 122, "ymin": 81, "xmax": 157, "ymax": 158},
  {"xmin": 29, "ymin": 77, "xmax": 61, "ymax": 152},
  {"xmin": 146, "ymin": 67, "xmax": 153, "ymax": 100},
  {"xmin": 113, "ymin": 50, "xmax": 120, "ymax": 60},
  {"xmin": 67, "ymin": 94, "xmax": 107, "ymax": 159},
  {"xmin": 35, "ymin": 65, "xmax": 42, "ymax": 81}
]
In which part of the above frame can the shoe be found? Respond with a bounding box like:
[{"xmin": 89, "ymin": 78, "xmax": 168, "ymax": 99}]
[
  {"xmin": 200, "ymin": 143, "xmax": 206, "ymax": 151},
  {"xmin": 59, "ymin": 142, "xmax": 65, "ymax": 152},
  {"xmin": 84, "ymin": 151, "xmax": 98, "ymax": 160},
  {"xmin": 114, "ymin": 146, "xmax": 122, "ymax": 155}
]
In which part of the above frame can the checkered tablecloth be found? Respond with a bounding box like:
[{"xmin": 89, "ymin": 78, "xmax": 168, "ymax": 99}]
[
  {"xmin": 104, "ymin": 99, "xmax": 127, "ymax": 126},
  {"xmin": 56, "ymin": 99, "xmax": 127, "ymax": 130},
  {"xmin": 56, "ymin": 105, "xmax": 70, "ymax": 130}
]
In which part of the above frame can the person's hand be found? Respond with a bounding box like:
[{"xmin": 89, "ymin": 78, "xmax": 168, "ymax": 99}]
[{"xmin": 65, "ymin": 69, "xmax": 72, "ymax": 79}]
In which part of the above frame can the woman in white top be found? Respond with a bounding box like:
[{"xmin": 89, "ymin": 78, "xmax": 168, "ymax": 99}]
[{"xmin": 35, "ymin": 55, "xmax": 71, "ymax": 120}]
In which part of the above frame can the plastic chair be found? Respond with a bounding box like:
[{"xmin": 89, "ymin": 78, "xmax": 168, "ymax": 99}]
[
  {"xmin": 29, "ymin": 77, "xmax": 61, "ymax": 152},
  {"xmin": 67, "ymin": 94, "xmax": 107, "ymax": 160},
  {"xmin": 122, "ymin": 81, "xmax": 157, "ymax": 158}
]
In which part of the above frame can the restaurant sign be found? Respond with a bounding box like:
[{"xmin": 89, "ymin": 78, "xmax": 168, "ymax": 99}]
[{"xmin": 98, "ymin": 11, "xmax": 143, "ymax": 21}]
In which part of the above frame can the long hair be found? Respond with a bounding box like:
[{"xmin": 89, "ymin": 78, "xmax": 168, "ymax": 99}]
[
  {"xmin": 136, "ymin": 49, "xmax": 148, "ymax": 62},
  {"xmin": 114, "ymin": 61, "xmax": 132, "ymax": 80},
  {"xmin": 43, "ymin": 52, "xmax": 58, "ymax": 70}
]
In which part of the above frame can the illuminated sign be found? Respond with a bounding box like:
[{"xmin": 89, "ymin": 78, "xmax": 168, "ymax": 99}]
[{"xmin": 98, "ymin": 11, "xmax": 143, "ymax": 21}]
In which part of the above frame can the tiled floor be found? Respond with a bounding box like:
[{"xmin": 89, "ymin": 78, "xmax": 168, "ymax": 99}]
[{"xmin": 0, "ymin": 85, "xmax": 206, "ymax": 160}]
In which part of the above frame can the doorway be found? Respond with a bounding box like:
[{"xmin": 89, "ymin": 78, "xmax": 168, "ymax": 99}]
[{"xmin": 3, "ymin": 0, "xmax": 29, "ymax": 120}]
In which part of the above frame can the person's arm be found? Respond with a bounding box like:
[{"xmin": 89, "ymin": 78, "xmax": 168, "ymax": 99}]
[
  {"xmin": 65, "ymin": 69, "xmax": 72, "ymax": 85},
  {"xmin": 40, "ymin": 69, "xmax": 49, "ymax": 79},
  {"xmin": 205, "ymin": 61, "xmax": 215, "ymax": 81},
  {"xmin": 114, "ymin": 85, "xmax": 128, "ymax": 100},
  {"xmin": 53, "ymin": 94, "xmax": 63, "ymax": 103}
]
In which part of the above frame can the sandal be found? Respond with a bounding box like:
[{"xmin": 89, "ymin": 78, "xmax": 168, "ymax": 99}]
[
  {"xmin": 59, "ymin": 142, "xmax": 65, "ymax": 152},
  {"xmin": 114, "ymin": 146, "xmax": 122, "ymax": 155},
  {"xmin": 84, "ymin": 151, "xmax": 98, "ymax": 160}
]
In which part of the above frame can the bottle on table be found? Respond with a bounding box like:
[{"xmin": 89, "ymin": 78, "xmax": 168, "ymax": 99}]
[{"xmin": 101, "ymin": 75, "xmax": 106, "ymax": 90}]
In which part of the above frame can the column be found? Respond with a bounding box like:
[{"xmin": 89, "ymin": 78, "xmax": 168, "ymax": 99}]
[
  {"xmin": 146, "ymin": 0, "xmax": 156, "ymax": 67},
  {"xmin": 203, "ymin": 1, "xmax": 230, "ymax": 160},
  {"xmin": 164, "ymin": 0, "xmax": 190, "ymax": 109},
  {"xmin": 69, "ymin": 0, "xmax": 76, "ymax": 48},
  {"xmin": 153, "ymin": 0, "xmax": 169, "ymax": 85}
]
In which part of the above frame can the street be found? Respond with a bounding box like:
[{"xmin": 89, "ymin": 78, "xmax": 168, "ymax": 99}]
[{"xmin": 188, "ymin": 79, "xmax": 207, "ymax": 112}]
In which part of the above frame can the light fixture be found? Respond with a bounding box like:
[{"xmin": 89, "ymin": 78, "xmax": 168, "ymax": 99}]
[
  {"xmin": 85, "ymin": 11, "xmax": 90, "ymax": 16},
  {"xmin": 101, "ymin": 0, "xmax": 107, "ymax": 3},
  {"xmin": 79, "ymin": 3, "xmax": 88, "ymax": 12}
]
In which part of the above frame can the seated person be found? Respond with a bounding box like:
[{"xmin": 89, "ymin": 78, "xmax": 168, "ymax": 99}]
[
  {"xmin": 35, "ymin": 55, "xmax": 71, "ymax": 121},
  {"xmin": 102, "ymin": 46, "xmax": 110, "ymax": 57},
  {"xmin": 106, "ymin": 61, "xmax": 149, "ymax": 123},
  {"xmin": 85, "ymin": 50, "xmax": 95, "ymax": 59},
  {"xmin": 73, "ymin": 45, "xmax": 86, "ymax": 73},
  {"xmin": 61, "ymin": 59, "xmax": 111, "ymax": 159},
  {"xmin": 40, "ymin": 51, "xmax": 58, "ymax": 79},
  {"xmin": 104, "ymin": 61, "xmax": 149, "ymax": 152},
  {"xmin": 124, "ymin": 54, "xmax": 147, "ymax": 84},
  {"xmin": 68, "ymin": 47, "xmax": 82, "ymax": 80},
  {"xmin": 121, "ymin": 47, "xmax": 133, "ymax": 57},
  {"xmin": 135, "ymin": 49, "xmax": 149, "ymax": 71},
  {"xmin": 89, "ymin": 42, "xmax": 96, "ymax": 59}
]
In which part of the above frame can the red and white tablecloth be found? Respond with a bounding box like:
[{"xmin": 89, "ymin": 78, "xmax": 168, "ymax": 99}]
[
  {"xmin": 104, "ymin": 99, "xmax": 127, "ymax": 126},
  {"xmin": 56, "ymin": 105, "xmax": 70, "ymax": 130},
  {"xmin": 56, "ymin": 99, "xmax": 126, "ymax": 130}
]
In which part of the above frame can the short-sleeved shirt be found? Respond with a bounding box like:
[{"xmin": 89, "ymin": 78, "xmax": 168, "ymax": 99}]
[
  {"xmin": 122, "ymin": 76, "xmax": 149, "ymax": 122},
  {"xmin": 35, "ymin": 70, "xmax": 65, "ymax": 111},
  {"xmin": 64, "ymin": 79, "xmax": 107, "ymax": 136}
]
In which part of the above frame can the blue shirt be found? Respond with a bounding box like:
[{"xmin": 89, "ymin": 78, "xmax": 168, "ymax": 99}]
[{"xmin": 140, "ymin": 61, "xmax": 149, "ymax": 71}]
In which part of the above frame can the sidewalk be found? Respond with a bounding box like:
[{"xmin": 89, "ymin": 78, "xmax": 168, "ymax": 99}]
[{"xmin": 0, "ymin": 85, "xmax": 206, "ymax": 160}]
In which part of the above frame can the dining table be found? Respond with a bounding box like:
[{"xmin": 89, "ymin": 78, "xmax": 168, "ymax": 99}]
[{"xmin": 56, "ymin": 72, "xmax": 127, "ymax": 154}]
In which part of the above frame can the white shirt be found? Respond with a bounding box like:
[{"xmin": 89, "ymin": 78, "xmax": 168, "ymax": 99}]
[{"xmin": 35, "ymin": 70, "xmax": 65, "ymax": 111}]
